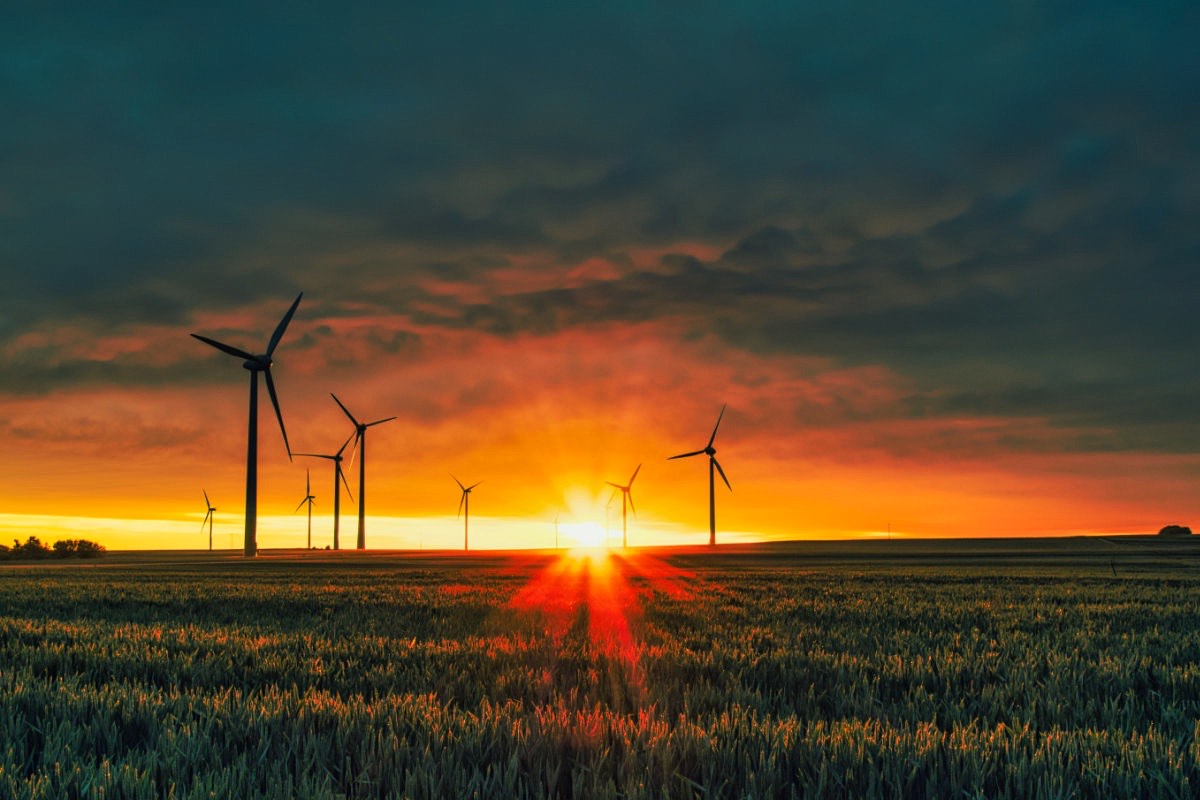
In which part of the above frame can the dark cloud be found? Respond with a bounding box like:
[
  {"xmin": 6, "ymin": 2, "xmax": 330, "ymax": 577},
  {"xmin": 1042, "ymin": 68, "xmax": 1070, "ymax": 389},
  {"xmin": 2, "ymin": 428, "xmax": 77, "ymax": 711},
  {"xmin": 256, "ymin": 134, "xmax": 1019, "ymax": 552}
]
[{"xmin": 3, "ymin": 2, "xmax": 1198, "ymax": 454}]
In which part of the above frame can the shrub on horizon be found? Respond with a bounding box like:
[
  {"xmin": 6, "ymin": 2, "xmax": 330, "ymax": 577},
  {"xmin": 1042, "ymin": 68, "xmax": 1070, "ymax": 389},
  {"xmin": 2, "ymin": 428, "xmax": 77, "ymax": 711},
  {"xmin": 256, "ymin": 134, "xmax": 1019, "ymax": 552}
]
[
  {"xmin": 4, "ymin": 537, "xmax": 105, "ymax": 561},
  {"xmin": 1157, "ymin": 524, "xmax": 1193, "ymax": 537},
  {"xmin": 12, "ymin": 536, "xmax": 50, "ymax": 560}
]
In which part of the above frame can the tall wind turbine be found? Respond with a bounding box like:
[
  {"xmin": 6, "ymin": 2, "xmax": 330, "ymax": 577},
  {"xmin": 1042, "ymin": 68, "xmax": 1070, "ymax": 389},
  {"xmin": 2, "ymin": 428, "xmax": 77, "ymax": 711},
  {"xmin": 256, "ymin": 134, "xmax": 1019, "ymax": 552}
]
[
  {"xmin": 192, "ymin": 292, "xmax": 301, "ymax": 557},
  {"xmin": 452, "ymin": 475, "xmax": 481, "ymax": 552},
  {"xmin": 295, "ymin": 469, "xmax": 316, "ymax": 549},
  {"xmin": 202, "ymin": 490, "xmax": 216, "ymax": 551},
  {"xmin": 332, "ymin": 394, "xmax": 397, "ymax": 549},
  {"xmin": 606, "ymin": 464, "xmax": 641, "ymax": 549},
  {"xmin": 669, "ymin": 404, "xmax": 731, "ymax": 546},
  {"xmin": 295, "ymin": 432, "xmax": 355, "ymax": 550}
]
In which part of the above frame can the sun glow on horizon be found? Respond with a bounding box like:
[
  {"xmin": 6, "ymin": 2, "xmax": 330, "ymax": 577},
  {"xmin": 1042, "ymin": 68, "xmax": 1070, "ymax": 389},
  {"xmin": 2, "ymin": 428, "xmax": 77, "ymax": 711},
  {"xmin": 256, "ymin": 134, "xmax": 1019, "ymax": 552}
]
[{"xmin": 560, "ymin": 521, "xmax": 607, "ymax": 549}]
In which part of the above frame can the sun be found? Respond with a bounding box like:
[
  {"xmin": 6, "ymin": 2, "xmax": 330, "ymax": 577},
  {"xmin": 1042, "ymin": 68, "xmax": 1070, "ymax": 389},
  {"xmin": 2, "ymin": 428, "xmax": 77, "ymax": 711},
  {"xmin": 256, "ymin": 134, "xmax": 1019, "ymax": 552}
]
[{"xmin": 561, "ymin": 521, "xmax": 607, "ymax": 549}]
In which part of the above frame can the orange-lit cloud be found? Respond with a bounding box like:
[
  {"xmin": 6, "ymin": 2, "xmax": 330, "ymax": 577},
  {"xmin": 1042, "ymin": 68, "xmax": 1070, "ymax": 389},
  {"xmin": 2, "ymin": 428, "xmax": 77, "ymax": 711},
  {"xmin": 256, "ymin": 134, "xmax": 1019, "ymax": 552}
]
[{"xmin": 4, "ymin": 4, "xmax": 1198, "ymax": 549}]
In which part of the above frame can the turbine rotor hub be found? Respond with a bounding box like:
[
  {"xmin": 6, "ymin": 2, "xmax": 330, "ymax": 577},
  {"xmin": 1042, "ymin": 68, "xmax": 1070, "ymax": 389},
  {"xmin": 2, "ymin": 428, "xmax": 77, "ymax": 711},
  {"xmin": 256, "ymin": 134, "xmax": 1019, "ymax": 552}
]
[{"xmin": 242, "ymin": 355, "xmax": 271, "ymax": 371}]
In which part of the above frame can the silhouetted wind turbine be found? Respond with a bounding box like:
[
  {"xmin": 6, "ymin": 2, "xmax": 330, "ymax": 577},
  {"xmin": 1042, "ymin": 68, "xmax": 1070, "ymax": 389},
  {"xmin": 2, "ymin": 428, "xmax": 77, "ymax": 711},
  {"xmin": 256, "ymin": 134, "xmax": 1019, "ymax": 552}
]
[
  {"xmin": 192, "ymin": 292, "xmax": 301, "ymax": 557},
  {"xmin": 295, "ymin": 469, "xmax": 316, "ymax": 549},
  {"xmin": 606, "ymin": 464, "xmax": 641, "ymax": 548},
  {"xmin": 202, "ymin": 490, "xmax": 216, "ymax": 551},
  {"xmin": 669, "ymin": 404, "xmax": 731, "ymax": 546},
  {"xmin": 295, "ymin": 432, "xmax": 355, "ymax": 549},
  {"xmin": 332, "ymin": 394, "xmax": 397, "ymax": 549},
  {"xmin": 453, "ymin": 475, "xmax": 481, "ymax": 552}
]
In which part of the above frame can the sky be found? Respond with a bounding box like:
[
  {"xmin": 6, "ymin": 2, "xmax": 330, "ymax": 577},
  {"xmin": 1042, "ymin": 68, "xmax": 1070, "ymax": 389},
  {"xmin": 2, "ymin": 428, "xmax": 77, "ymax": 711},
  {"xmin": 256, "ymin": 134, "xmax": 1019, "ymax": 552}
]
[{"xmin": 2, "ymin": 2, "xmax": 1199, "ymax": 550}]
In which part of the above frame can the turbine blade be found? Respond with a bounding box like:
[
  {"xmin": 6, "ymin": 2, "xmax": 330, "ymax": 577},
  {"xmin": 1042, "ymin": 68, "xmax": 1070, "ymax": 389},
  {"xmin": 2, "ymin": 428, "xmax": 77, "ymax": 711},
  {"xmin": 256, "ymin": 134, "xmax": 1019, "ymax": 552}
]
[
  {"xmin": 366, "ymin": 416, "xmax": 398, "ymax": 427},
  {"xmin": 264, "ymin": 368, "xmax": 292, "ymax": 460},
  {"xmin": 330, "ymin": 393, "xmax": 359, "ymax": 426},
  {"xmin": 266, "ymin": 292, "xmax": 303, "ymax": 356},
  {"xmin": 345, "ymin": 431, "xmax": 362, "ymax": 471},
  {"xmin": 629, "ymin": 463, "xmax": 641, "ymax": 485},
  {"xmin": 190, "ymin": 334, "xmax": 255, "ymax": 361},
  {"xmin": 295, "ymin": 497, "xmax": 307, "ymax": 512},
  {"xmin": 457, "ymin": 492, "xmax": 466, "ymax": 517},
  {"xmin": 713, "ymin": 457, "xmax": 731, "ymax": 491},
  {"xmin": 338, "ymin": 465, "xmax": 355, "ymax": 502},
  {"xmin": 306, "ymin": 469, "xmax": 311, "ymax": 494},
  {"xmin": 468, "ymin": 481, "xmax": 482, "ymax": 491},
  {"xmin": 606, "ymin": 481, "xmax": 622, "ymax": 489},
  {"xmin": 335, "ymin": 431, "xmax": 356, "ymax": 456},
  {"xmin": 295, "ymin": 453, "xmax": 335, "ymax": 460},
  {"xmin": 706, "ymin": 403, "xmax": 727, "ymax": 449},
  {"xmin": 628, "ymin": 491, "xmax": 636, "ymax": 517},
  {"xmin": 203, "ymin": 489, "xmax": 210, "ymax": 506},
  {"xmin": 451, "ymin": 474, "xmax": 465, "ymax": 491},
  {"xmin": 669, "ymin": 449, "xmax": 706, "ymax": 460}
]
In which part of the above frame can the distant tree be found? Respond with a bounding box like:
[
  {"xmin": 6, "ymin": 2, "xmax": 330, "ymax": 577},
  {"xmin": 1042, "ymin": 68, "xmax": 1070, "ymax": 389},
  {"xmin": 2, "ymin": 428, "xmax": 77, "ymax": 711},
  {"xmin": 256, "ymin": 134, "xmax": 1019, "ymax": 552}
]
[
  {"xmin": 13, "ymin": 536, "xmax": 51, "ymax": 560},
  {"xmin": 72, "ymin": 539, "xmax": 106, "ymax": 558},
  {"xmin": 2, "ymin": 537, "xmax": 104, "ymax": 561},
  {"xmin": 1157, "ymin": 524, "xmax": 1193, "ymax": 538}
]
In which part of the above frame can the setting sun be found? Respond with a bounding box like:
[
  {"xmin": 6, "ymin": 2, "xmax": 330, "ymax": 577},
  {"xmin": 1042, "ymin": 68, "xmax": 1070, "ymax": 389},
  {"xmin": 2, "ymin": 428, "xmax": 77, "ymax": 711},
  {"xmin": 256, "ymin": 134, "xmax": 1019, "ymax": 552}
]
[{"xmin": 561, "ymin": 521, "xmax": 607, "ymax": 549}]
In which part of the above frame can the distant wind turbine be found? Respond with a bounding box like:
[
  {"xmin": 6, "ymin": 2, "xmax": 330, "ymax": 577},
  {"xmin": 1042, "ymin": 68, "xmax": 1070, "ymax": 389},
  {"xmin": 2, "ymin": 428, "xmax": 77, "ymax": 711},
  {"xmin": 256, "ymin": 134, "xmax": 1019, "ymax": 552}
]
[
  {"xmin": 295, "ymin": 469, "xmax": 316, "ymax": 549},
  {"xmin": 606, "ymin": 464, "xmax": 641, "ymax": 548},
  {"xmin": 202, "ymin": 490, "xmax": 216, "ymax": 551},
  {"xmin": 332, "ymin": 394, "xmax": 397, "ymax": 549},
  {"xmin": 669, "ymin": 404, "xmax": 731, "ymax": 546},
  {"xmin": 192, "ymin": 292, "xmax": 302, "ymax": 557},
  {"xmin": 452, "ymin": 475, "xmax": 481, "ymax": 552},
  {"xmin": 295, "ymin": 432, "xmax": 355, "ymax": 549}
]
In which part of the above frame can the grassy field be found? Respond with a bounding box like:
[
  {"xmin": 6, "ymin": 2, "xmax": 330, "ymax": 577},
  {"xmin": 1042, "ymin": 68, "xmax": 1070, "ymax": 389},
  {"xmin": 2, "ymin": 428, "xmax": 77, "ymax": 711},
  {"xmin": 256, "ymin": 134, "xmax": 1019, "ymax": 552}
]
[{"xmin": 1, "ymin": 536, "xmax": 1198, "ymax": 798}]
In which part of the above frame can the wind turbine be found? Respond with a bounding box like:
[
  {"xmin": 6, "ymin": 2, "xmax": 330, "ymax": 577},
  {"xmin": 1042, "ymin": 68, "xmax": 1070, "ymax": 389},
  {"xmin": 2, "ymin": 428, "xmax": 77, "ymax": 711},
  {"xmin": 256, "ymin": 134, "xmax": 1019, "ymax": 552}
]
[
  {"xmin": 606, "ymin": 464, "xmax": 641, "ymax": 548},
  {"xmin": 191, "ymin": 292, "xmax": 301, "ymax": 557},
  {"xmin": 669, "ymin": 404, "xmax": 731, "ymax": 546},
  {"xmin": 332, "ymin": 393, "xmax": 397, "ymax": 549},
  {"xmin": 295, "ymin": 469, "xmax": 316, "ymax": 549},
  {"xmin": 295, "ymin": 432, "xmax": 355, "ymax": 549},
  {"xmin": 202, "ymin": 490, "xmax": 216, "ymax": 551},
  {"xmin": 452, "ymin": 475, "xmax": 481, "ymax": 552}
]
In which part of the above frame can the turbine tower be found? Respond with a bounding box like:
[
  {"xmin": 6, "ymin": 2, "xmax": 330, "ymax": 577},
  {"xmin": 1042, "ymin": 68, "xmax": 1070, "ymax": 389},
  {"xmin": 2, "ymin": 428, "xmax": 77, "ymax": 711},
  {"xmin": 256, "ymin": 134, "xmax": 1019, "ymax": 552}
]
[
  {"xmin": 606, "ymin": 464, "xmax": 641, "ymax": 548},
  {"xmin": 191, "ymin": 292, "xmax": 301, "ymax": 557},
  {"xmin": 332, "ymin": 394, "xmax": 396, "ymax": 549},
  {"xmin": 669, "ymin": 404, "xmax": 731, "ymax": 546},
  {"xmin": 295, "ymin": 432, "xmax": 355, "ymax": 549},
  {"xmin": 295, "ymin": 469, "xmax": 316, "ymax": 549},
  {"xmin": 453, "ymin": 475, "xmax": 481, "ymax": 552},
  {"xmin": 202, "ymin": 490, "xmax": 216, "ymax": 551}
]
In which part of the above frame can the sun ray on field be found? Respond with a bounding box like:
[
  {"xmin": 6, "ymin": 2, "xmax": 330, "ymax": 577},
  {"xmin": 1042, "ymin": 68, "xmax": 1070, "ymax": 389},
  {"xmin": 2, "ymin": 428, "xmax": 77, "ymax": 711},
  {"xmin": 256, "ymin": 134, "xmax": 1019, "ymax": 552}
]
[{"xmin": 508, "ymin": 549, "xmax": 702, "ymax": 704}]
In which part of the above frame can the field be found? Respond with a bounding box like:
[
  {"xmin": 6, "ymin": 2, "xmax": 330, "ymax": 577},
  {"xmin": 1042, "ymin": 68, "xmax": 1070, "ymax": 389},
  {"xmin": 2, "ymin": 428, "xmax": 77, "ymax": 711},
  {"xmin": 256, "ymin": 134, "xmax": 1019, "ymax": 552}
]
[{"xmin": 1, "ymin": 537, "xmax": 1198, "ymax": 798}]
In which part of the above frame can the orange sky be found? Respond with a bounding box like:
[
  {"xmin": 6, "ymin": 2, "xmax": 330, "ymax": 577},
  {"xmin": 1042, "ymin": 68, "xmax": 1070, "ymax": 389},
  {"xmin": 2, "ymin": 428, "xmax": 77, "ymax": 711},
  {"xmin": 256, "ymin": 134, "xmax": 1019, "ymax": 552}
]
[
  {"xmin": 3, "ymin": 302, "xmax": 1197, "ymax": 551},
  {"xmin": 5, "ymin": 6, "xmax": 1198, "ymax": 550}
]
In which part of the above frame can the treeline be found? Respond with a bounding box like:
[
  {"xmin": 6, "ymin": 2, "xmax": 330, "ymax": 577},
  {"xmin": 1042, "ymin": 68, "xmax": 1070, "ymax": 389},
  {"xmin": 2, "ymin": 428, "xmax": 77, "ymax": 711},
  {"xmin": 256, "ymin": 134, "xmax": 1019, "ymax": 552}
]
[{"xmin": 1, "ymin": 536, "xmax": 106, "ymax": 561}]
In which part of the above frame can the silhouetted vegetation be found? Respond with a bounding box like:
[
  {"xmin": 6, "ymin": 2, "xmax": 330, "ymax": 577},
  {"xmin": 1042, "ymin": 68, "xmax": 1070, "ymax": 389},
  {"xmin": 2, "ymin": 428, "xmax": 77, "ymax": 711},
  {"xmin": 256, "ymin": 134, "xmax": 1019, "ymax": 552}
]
[
  {"xmin": 1157, "ymin": 524, "xmax": 1193, "ymax": 537},
  {"xmin": 1, "ymin": 536, "xmax": 105, "ymax": 561}
]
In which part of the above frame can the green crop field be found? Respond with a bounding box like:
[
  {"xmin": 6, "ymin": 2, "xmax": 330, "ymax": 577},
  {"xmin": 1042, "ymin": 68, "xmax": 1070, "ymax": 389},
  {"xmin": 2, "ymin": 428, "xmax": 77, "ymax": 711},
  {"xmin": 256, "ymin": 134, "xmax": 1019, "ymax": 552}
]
[{"xmin": 1, "ymin": 537, "xmax": 1198, "ymax": 799}]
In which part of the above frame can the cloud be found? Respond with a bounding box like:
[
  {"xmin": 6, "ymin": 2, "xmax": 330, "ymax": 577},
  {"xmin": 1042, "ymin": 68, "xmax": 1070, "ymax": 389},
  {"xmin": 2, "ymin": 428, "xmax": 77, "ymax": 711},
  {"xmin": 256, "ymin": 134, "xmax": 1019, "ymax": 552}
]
[{"xmin": 2, "ymin": 0, "xmax": 1197, "ymax": 466}]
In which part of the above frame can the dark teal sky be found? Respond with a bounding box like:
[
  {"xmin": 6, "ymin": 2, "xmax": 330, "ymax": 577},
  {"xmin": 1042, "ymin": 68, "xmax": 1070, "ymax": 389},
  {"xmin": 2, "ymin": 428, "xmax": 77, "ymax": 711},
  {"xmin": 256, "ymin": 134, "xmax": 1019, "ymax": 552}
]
[{"xmin": 3, "ymin": 1, "xmax": 1198, "ymax": 457}]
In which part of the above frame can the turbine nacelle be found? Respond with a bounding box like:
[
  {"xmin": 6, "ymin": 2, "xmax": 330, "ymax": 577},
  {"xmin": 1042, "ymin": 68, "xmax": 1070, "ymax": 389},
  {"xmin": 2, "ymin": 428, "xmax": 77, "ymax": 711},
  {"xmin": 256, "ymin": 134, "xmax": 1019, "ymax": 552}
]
[{"xmin": 242, "ymin": 355, "xmax": 271, "ymax": 371}]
